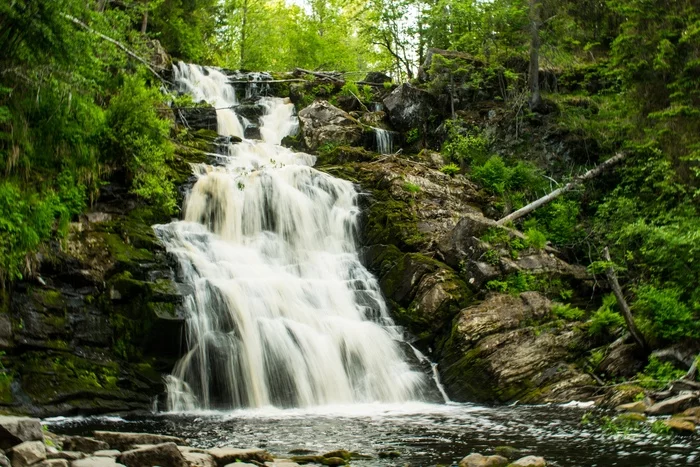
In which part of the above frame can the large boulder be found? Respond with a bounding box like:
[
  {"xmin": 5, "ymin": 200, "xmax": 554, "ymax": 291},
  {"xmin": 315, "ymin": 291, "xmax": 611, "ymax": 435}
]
[
  {"xmin": 63, "ymin": 436, "xmax": 110, "ymax": 454},
  {"xmin": 438, "ymin": 292, "xmax": 595, "ymax": 403},
  {"xmin": 208, "ymin": 447, "xmax": 274, "ymax": 465},
  {"xmin": 93, "ymin": 432, "xmax": 187, "ymax": 451},
  {"xmin": 11, "ymin": 440, "xmax": 46, "ymax": 467},
  {"xmin": 382, "ymin": 84, "xmax": 433, "ymax": 132},
  {"xmin": 0, "ymin": 416, "xmax": 43, "ymax": 450},
  {"xmin": 298, "ymin": 101, "xmax": 363, "ymax": 150},
  {"xmin": 459, "ymin": 453, "xmax": 508, "ymax": 467},
  {"xmin": 117, "ymin": 442, "xmax": 187, "ymax": 467}
]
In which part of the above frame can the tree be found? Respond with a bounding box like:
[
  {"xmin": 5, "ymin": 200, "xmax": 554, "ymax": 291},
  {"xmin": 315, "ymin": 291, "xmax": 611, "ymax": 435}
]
[{"xmin": 528, "ymin": 0, "xmax": 543, "ymax": 110}]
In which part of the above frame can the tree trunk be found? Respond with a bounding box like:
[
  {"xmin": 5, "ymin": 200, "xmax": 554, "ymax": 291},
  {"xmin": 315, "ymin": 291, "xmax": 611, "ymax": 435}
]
[
  {"xmin": 97, "ymin": 0, "xmax": 108, "ymax": 12},
  {"xmin": 603, "ymin": 247, "xmax": 648, "ymax": 352},
  {"xmin": 496, "ymin": 152, "xmax": 626, "ymax": 225},
  {"xmin": 141, "ymin": 8, "xmax": 148, "ymax": 34},
  {"xmin": 528, "ymin": 0, "xmax": 543, "ymax": 111}
]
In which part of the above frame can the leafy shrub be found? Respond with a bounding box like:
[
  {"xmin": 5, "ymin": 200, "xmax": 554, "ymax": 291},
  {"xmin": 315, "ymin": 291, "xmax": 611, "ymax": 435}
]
[
  {"xmin": 588, "ymin": 294, "xmax": 625, "ymax": 337},
  {"xmin": 340, "ymin": 82, "xmax": 360, "ymax": 97},
  {"xmin": 406, "ymin": 128, "xmax": 421, "ymax": 144},
  {"xmin": 105, "ymin": 74, "xmax": 176, "ymax": 213},
  {"xmin": 552, "ymin": 303, "xmax": 585, "ymax": 321},
  {"xmin": 473, "ymin": 156, "xmax": 510, "ymax": 194},
  {"xmin": 440, "ymin": 163, "xmax": 460, "ymax": 176},
  {"xmin": 525, "ymin": 227, "xmax": 547, "ymax": 249},
  {"xmin": 442, "ymin": 126, "xmax": 489, "ymax": 164},
  {"xmin": 637, "ymin": 357, "xmax": 686, "ymax": 390},
  {"xmin": 633, "ymin": 285, "xmax": 700, "ymax": 341}
]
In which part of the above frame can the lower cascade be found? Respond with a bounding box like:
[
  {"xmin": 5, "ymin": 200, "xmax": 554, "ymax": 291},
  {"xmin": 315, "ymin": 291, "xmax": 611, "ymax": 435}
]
[{"xmin": 156, "ymin": 63, "xmax": 428, "ymax": 411}]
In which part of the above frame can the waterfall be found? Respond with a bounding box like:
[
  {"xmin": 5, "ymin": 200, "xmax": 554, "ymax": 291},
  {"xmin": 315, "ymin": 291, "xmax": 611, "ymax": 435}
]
[
  {"xmin": 157, "ymin": 63, "xmax": 428, "ymax": 411},
  {"xmin": 374, "ymin": 128, "xmax": 394, "ymax": 155}
]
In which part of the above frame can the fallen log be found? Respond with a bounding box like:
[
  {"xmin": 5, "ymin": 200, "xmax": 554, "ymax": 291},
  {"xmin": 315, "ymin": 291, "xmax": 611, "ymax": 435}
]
[{"xmin": 496, "ymin": 152, "xmax": 627, "ymax": 225}]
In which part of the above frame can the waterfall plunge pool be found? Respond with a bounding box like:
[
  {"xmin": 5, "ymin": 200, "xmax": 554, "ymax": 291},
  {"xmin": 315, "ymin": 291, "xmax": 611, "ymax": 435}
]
[{"xmin": 45, "ymin": 402, "xmax": 698, "ymax": 466}]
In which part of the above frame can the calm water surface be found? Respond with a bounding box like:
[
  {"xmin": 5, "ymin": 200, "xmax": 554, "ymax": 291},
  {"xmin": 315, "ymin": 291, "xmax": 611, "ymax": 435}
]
[{"xmin": 45, "ymin": 402, "xmax": 699, "ymax": 467}]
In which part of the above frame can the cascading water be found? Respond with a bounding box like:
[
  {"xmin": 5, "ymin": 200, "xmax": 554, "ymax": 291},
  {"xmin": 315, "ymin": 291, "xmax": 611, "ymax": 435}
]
[
  {"xmin": 374, "ymin": 128, "xmax": 394, "ymax": 155},
  {"xmin": 157, "ymin": 63, "xmax": 429, "ymax": 411}
]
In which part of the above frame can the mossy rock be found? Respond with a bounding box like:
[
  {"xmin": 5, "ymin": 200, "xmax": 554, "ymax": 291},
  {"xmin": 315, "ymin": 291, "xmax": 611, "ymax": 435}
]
[{"xmin": 316, "ymin": 145, "xmax": 377, "ymax": 166}]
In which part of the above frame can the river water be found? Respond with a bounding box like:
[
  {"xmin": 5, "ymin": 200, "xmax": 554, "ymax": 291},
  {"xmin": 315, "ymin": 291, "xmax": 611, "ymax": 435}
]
[{"xmin": 45, "ymin": 402, "xmax": 698, "ymax": 466}]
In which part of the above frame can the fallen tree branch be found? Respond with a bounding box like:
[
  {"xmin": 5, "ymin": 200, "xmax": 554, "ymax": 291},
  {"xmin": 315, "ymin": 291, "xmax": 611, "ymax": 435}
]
[
  {"xmin": 294, "ymin": 68, "xmax": 344, "ymax": 82},
  {"xmin": 227, "ymin": 79, "xmax": 307, "ymax": 84},
  {"xmin": 684, "ymin": 355, "xmax": 699, "ymax": 381},
  {"xmin": 62, "ymin": 14, "xmax": 169, "ymax": 86},
  {"xmin": 496, "ymin": 152, "xmax": 627, "ymax": 225},
  {"xmin": 603, "ymin": 247, "xmax": 648, "ymax": 352},
  {"xmin": 348, "ymin": 90, "xmax": 370, "ymax": 112}
]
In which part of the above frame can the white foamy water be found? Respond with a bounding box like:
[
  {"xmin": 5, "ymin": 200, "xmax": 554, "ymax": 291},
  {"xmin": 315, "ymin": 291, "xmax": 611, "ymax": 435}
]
[
  {"xmin": 374, "ymin": 128, "xmax": 394, "ymax": 155},
  {"xmin": 157, "ymin": 63, "xmax": 429, "ymax": 411}
]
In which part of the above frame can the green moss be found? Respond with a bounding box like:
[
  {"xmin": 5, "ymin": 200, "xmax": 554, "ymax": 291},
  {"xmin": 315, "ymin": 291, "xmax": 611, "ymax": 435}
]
[
  {"xmin": 108, "ymin": 271, "xmax": 149, "ymax": 299},
  {"xmin": 0, "ymin": 373, "xmax": 13, "ymax": 404},
  {"xmin": 20, "ymin": 351, "xmax": 121, "ymax": 404},
  {"xmin": 316, "ymin": 146, "xmax": 377, "ymax": 166},
  {"xmin": 31, "ymin": 289, "xmax": 66, "ymax": 310},
  {"xmin": 102, "ymin": 232, "xmax": 154, "ymax": 265}
]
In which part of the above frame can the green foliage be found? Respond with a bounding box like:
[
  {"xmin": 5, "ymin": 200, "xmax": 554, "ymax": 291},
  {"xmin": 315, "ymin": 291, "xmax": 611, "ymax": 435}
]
[
  {"xmin": 105, "ymin": 74, "xmax": 176, "ymax": 213},
  {"xmin": 552, "ymin": 303, "xmax": 585, "ymax": 321},
  {"xmin": 442, "ymin": 123, "xmax": 489, "ymax": 165},
  {"xmin": 588, "ymin": 294, "xmax": 625, "ymax": 337},
  {"xmin": 633, "ymin": 285, "xmax": 700, "ymax": 342},
  {"xmin": 524, "ymin": 227, "xmax": 547, "ymax": 249},
  {"xmin": 637, "ymin": 357, "xmax": 686, "ymax": 390},
  {"xmin": 405, "ymin": 128, "xmax": 421, "ymax": 145},
  {"xmin": 440, "ymin": 163, "xmax": 460, "ymax": 176},
  {"xmin": 486, "ymin": 272, "xmax": 562, "ymax": 296}
]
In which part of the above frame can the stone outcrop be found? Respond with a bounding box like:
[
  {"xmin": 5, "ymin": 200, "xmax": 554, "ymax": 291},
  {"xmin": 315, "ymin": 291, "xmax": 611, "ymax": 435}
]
[
  {"xmin": 298, "ymin": 101, "xmax": 363, "ymax": 150},
  {"xmin": 437, "ymin": 292, "xmax": 595, "ymax": 403},
  {"xmin": 0, "ymin": 416, "xmax": 43, "ymax": 450},
  {"xmin": 382, "ymin": 84, "xmax": 433, "ymax": 132},
  {"xmin": 117, "ymin": 442, "xmax": 188, "ymax": 467},
  {"xmin": 93, "ymin": 431, "xmax": 187, "ymax": 451}
]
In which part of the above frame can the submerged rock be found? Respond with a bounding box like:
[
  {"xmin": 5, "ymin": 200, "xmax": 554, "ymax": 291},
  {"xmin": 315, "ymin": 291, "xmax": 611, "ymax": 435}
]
[{"xmin": 459, "ymin": 453, "xmax": 508, "ymax": 467}]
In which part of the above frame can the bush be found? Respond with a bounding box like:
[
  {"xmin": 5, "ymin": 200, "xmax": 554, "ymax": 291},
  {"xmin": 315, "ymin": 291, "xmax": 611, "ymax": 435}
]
[
  {"xmin": 440, "ymin": 163, "xmax": 460, "ymax": 176},
  {"xmin": 105, "ymin": 74, "xmax": 176, "ymax": 213},
  {"xmin": 525, "ymin": 227, "xmax": 547, "ymax": 249},
  {"xmin": 633, "ymin": 285, "xmax": 700, "ymax": 341},
  {"xmin": 588, "ymin": 294, "xmax": 625, "ymax": 337},
  {"xmin": 442, "ymin": 128, "xmax": 489, "ymax": 165},
  {"xmin": 637, "ymin": 357, "xmax": 686, "ymax": 390}
]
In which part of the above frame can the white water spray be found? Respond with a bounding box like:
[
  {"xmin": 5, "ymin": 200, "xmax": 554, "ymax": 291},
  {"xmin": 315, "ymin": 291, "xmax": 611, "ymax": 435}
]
[{"xmin": 158, "ymin": 63, "xmax": 428, "ymax": 410}]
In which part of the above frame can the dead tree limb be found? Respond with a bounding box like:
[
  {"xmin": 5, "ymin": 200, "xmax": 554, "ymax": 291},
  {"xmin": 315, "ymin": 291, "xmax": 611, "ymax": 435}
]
[
  {"xmin": 603, "ymin": 247, "xmax": 648, "ymax": 352},
  {"xmin": 294, "ymin": 68, "xmax": 344, "ymax": 82},
  {"xmin": 62, "ymin": 14, "xmax": 169, "ymax": 86},
  {"xmin": 496, "ymin": 152, "xmax": 627, "ymax": 225},
  {"xmin": 683, "ymin": 355, "xmax": 699, "ymax": 381}
]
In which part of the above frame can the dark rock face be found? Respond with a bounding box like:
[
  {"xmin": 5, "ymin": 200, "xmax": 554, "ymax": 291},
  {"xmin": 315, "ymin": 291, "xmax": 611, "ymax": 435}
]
[
  {"xmin": 0, "ymin": 131, "xmax": 218, "ymax": 417},
  {"xmin": 175, "ymin": 105, "xmax": 218, "ymax": 132},
  {"xmin": 382, "ymin": 84, "xmax": 433, "ymax": 132},
  {"xmin": 364, "ymin": 72, "xmax": 391, "ymax": 84},
  {"xmin": 298, "ymin": 101, "xmax": 363, "ymax": 150}
]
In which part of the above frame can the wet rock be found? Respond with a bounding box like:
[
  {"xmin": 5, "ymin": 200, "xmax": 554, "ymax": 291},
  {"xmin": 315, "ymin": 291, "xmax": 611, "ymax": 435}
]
[
  {"xmin": 0, "ymin": 416, "xmax": 43, "ymax": 449},
  {"xmin": 320, "ymin": 457, "xmax": 346, "ymax": 466},
  {"xmin": 63, "ymin": 437, "xmax": 110, "ymax": 454},
  {"xmin": 382, "ymin": 84, "xmax": 433, "ymax": 132},
  {"xmin": 35, "ymin": 460, "xmax": 69, "ymax": 467},
  {"xmin": 377, "ymin": 451, "xmax": 400, "ymax": 458},
  {"xmin": 235, "ymin": 103, "xmax": 265, "ymax": 121},
  {"xmin": 117, "ymin": 442, "xmax": 187, "ymax": 467},
  {"xmin": 322, "ymin": 450, "xmax": 351, "ymax": 461},
  {"xmin": 184, "ymin": 451, "xmax": 216, "ymax": 467},
  {"xmin": 223, "ymin": 464, "xmax": 257, "ymax": 467},
  {"xmin": 510, "ymin": 456, "xmax": 546, "ymax": 467},
  {"xmin": 72, "ymin": 456, "xmax": 126, "ymax": 466},
  {"xmin": 290, "ymin": 455, "xmax": 322, "ymax": 464},
  {"xmin": 614, "ymin": 412, "xmax": 647, "ymax": 424},
  {"xmin": 459, "ymin": 453, "xmax": 508, "ymax": 467},
  {"xmin": 615, "ymin": 401, "xmax": 649, "ymax": 413},
  {"xmin": 93, "ymin": 431, "xmax": 187, "ymax": 451},
  {"xmin": 208, "ymin": 447, "xmax": 274, "ymax": 465},
  {"xmin": 493, "ymin": 446, "xmax": 521, "ymax": 460},
  {"xmin": 47, "ymin": 451, "xmax": 85, "ymax": 461},
  {"xmin": 93, "ymin": 450, "xmax": 120, "ymax": 457},
  {"xmin": 265, "ymin": 461, "xmax": 301, "ymax": 467},
  {"xmin": 678, "ymin": 406, "xmax": 700, "ymax": 422},
  {"xmin": 244, "ymin": 124, "xmax": 262, "ymax": 140},
  {"xmin": 176, "ymin": 105, "xmax": 218, "ymax": 132},
  {"xmin": 646, "ymin": 393, "xmax": 699, "ymax": 415},
  {"xmin": 664, "ymin": 418, "xmax": 696, "ymax": 434},
  {"xmin": 11, "ymin": 440, "xmax": 46, "ymax": 467},
  {"xmin": 298, "ymin": 101, "xmax": 363, "ymax": 150}
]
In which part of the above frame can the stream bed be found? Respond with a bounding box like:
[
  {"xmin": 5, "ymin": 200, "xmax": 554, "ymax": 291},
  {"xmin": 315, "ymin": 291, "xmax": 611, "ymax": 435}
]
[{"xmin": 45, "ymin": 402, "xmax": 699, "ymax": 466}]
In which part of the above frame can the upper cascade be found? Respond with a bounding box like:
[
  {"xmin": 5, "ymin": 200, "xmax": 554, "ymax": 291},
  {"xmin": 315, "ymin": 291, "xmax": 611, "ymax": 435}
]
[{"xmin": 157, "ymin": 62, "xmax": 429, "ymax": 411}]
